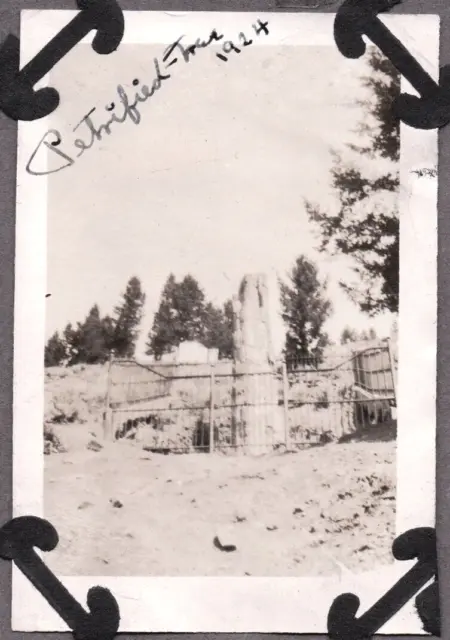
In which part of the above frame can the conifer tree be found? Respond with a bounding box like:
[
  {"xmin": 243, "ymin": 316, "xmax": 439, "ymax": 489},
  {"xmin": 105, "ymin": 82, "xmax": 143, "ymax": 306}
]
[
  {"xmin": 146, "ymin": 274, "xmax": 179, "ymax": 359},
  {"xmin": 340, "ymin": 326, "xmax": 378, "ymax": 345},
  {"xmin": 306, "ymin": 49, "xmax": 400, "ymax": 315},
  {"xmin": 280, "ymin": 255, "xmax": 332, "ymax": 365},
  {"xmin": 340, "ymin": 326, "xmax": 359, "ymax": 345},
  {"xmin": 147, "ymin": 274, "xmax": 206, "ymax": 358},
  {"xmin": 78, "ymin": 304, "xmax": 109, "ymax": 364},
  {"xmin": 221, "ymin": 299, "xmax": 235, "ymax": 359},
  {"xmin": 44, "ymin": 331, "xmax": 66, "ymax": 367},
  {"xmin": 63, "ymin": 322, "xmax": 82, "ymax": 366},
  {"xmin": 111, "ymin": 276, "xmax": 146, "ymax": 358},
  {"xmin": 203, "ymin": 300, "xmax": 234, "ymax": 359},
  {"xmin": 101, "ymin": 314, "xmax": 116, "ymax": 355}
]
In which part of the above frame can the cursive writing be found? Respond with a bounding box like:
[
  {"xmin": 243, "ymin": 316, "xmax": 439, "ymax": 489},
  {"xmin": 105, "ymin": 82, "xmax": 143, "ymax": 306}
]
[{"xmin": 26, "ymin": 19, "xmax": 270, "ymax": 176}]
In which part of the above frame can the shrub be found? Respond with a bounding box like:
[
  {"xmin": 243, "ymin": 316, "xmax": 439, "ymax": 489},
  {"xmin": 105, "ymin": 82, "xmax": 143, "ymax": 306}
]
[
  {"xmin": 44, "ymin": 423, "xmax": 66, "ymax": 455},
  {"xmin": 49, "ymin": 409, "xmax": 80, "ymax": 424}
]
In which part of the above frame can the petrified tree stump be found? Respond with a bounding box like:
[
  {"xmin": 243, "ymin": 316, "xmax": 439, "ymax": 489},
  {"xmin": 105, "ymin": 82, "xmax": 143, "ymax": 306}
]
[{"xmin": 231, "ymin": 274, "xmax": 284, "ymax": 453}]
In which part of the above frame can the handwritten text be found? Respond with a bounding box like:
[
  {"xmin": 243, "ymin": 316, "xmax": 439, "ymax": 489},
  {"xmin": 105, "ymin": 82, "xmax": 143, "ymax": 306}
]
[{"xmin": 26, "ymin": 19, "xmax": 270, "ymax": 176}]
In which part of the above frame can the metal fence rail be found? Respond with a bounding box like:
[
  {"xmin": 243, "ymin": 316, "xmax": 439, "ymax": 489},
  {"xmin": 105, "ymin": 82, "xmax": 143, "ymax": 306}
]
[{"xmin": 103, "ymin": 341, "xmax": 397, "ymax": 453}]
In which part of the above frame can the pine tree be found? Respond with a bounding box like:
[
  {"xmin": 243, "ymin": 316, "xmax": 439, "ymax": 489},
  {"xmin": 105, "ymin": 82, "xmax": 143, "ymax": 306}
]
[
  {"xmin": 340, "ymin": 326, "xmax": 378, "ymax": 345},
  {"xmin": 203, "ymin": 303, "xmax": 225, "ymax": 349},
  {"xmin": 358, "ymin": 328, "xmax": 378, "ymax": 341},
  {"xmin": 221, "ymin": 299, "xmax": 234, "ymax": 359},
  {"xmin": 111, "ymin": 276, "xmax": 146, "ymax": 358},
  {"xmin": 305, "ymin": 49, "xmax": 400, "ymax": 316},
  {"xmin": 77, "ymin": 304, "xmax": 109, "ymax": 364},
  {"xmin": 146, "ymin": 274, "xmax": 178, "ymax": 359},
  {"xmin": 202, "ymin": 300, "xmax": 234, "ymax": 359},
  {"xmin": 280, "ymin": 255, "xmax": 332, "ymax": 365},
  {"xmin": 340, "ymin": 327, "xmax": 358, "ymax": 345},
  {"xmin": 146, "ymin": 274, "xmax": 207, "ymax": 358},
  {"xmin": 44, "ymin": 331, "xmax": 66, "ymax": 367},
  {"xmin": 63, "ymin": 322, "xmax": 82, "ymax": 366},
  {"xmin": 101, "ymin": 314, "xmax": 116, "ymax": 355},
  {"xmin": 173, "ymin": 274, "xmax": 206, "ymax": 342}
]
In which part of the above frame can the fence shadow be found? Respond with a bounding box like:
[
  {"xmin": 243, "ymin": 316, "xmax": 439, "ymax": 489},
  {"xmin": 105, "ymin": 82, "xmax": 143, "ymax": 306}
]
[{"xmin": 338, "ymin": 420, "xmax": 397, "ymax": 444}]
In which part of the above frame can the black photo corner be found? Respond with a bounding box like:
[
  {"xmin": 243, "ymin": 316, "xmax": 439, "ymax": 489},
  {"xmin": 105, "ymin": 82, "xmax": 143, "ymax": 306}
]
[
  {"xmin": 0, "ymin": 0, "xmax": 124, "ymax": 121},
  {"xmin": 0, "ymin": 0, "xmax": 442, "ymax": 637},
  {"xmin": 0, "ymin": 516, "xmax": 120, "ymax": 640}
]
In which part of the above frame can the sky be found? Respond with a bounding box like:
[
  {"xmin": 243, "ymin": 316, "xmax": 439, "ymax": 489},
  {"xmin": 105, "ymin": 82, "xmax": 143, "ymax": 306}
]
[{"xmin": 43, "ymin": 41, "xmax": 396, "ymax": 357}]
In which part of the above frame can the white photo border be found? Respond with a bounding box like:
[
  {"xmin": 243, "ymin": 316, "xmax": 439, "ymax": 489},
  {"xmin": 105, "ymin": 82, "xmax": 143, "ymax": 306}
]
[{"xmin": 12, "ymin": 10, "xmax": 438, "ymax": 634}]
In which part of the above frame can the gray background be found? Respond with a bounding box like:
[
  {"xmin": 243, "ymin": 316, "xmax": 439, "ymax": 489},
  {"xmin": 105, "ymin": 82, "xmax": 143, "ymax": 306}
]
[{"xmin": 0, "ymin": 0, "xmax": 447, "ymax": 638}]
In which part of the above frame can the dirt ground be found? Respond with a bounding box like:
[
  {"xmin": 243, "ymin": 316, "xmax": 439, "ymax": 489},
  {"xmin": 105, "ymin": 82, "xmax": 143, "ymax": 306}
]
[{"xmin": 44, "ymin": 431, "xmax": 396, "ymax": 577}]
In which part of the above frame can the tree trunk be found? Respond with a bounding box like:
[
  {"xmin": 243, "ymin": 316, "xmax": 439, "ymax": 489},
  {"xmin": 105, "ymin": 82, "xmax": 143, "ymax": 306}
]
[{"xmin": 232, "ymin": 274, "xmax": 284, "ymax": 453}]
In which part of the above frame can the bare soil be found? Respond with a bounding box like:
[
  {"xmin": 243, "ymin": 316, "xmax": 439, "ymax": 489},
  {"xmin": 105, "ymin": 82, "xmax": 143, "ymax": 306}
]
[
  {"xmin": 44, "ymin": 432, "xmax": 396, "ymax": 577},
  {"xmin": 43, "ymin": 363, "xmax": 396, "ymax": 577}
]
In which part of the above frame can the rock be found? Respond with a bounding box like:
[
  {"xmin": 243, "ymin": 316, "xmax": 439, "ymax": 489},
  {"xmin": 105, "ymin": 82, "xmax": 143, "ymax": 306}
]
[
  {"xmin": 87, "ymin": 440, "xmax": 103, "ymax": 452},
  {"xmin": 110, "ymin": 499, "xmax": 123, "ymax": 509},
  {"xmin": 213, "ymin": 536, "xmax": 237, "ymax": 553},
  {"xmin": 233, "ymin": 514, "xmax": 247, "ymax": 523}
]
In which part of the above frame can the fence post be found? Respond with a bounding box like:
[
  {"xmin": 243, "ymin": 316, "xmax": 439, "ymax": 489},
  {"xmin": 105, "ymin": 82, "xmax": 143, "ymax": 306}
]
[
  {"xmin": 103, "ymin": 354, "xmax": 114, "ymax": 442},
  {"xmin": 282, "ymin": 361, "xmax": 290, "ymax": 449},
  {"xmin": 386, "ymin": 337, "xmax": 398, "ymax": 405},
  {"xmin": 209, "ymin": 365, "xmax": 216, "ymax": 453}
]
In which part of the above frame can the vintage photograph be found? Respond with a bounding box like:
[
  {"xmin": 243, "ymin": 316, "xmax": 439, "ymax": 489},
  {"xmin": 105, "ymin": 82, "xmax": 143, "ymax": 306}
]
[{"xmin": 13, "ymin": 11, "xmax": 437, "ymax": 634}]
